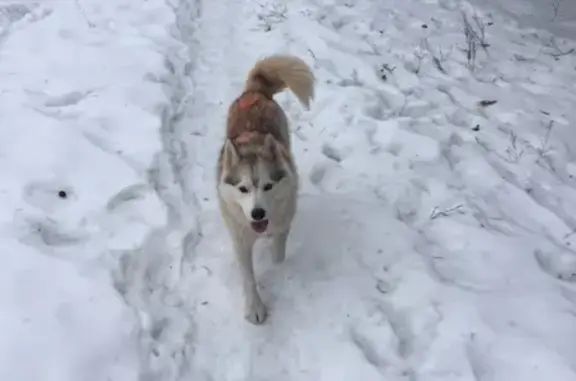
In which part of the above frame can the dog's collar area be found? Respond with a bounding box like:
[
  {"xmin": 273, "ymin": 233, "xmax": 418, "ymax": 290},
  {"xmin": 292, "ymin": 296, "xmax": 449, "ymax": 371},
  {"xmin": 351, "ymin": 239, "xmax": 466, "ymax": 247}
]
[{"xmin": 233, "ymin": 131, "xmax": 264, "ymax": 145}]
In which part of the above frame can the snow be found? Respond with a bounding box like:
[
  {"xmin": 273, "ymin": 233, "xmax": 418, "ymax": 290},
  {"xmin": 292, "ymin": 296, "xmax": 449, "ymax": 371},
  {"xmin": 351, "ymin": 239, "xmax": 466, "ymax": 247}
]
[
  {"xmin": 1, "ymin": 0, "xmax": 576, "ymax": 380},
  {"xmin": 0, "ymin": 1, "xmax": 171, "ymax": 380}
]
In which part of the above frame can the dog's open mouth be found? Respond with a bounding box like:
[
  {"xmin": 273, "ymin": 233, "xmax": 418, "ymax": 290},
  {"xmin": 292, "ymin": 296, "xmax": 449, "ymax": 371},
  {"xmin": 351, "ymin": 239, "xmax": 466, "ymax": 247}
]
[{"xmin": 250, "ymin": 220, "xmax": 269, "ymax": 233}]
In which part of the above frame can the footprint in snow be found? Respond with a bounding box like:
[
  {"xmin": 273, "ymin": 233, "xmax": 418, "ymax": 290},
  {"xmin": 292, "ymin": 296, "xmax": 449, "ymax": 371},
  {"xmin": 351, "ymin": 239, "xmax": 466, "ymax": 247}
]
[
  {"xmin": 534, "ymin": 249, "xmax": 576, "ymax": 283},
  {"xmin": 106, "ymin": 183, "xmax": 150, "ymax": 212},
  {"xmin": 465, "ymin": 335, "xmax": 493, "ymax": 381},
  {"xmin": 321, "ymin": 142, "xmax": 344, "ymax": 163},
  {"xmin": 309, "ymin": 163, "xmax": 329, "ymax": 186},
  {"xmin": 346, "ymin": 302, "xmax": 424, "ymax": 377},
  {"xmin": 0, "ymin": 4, "xmax": 32, "ymax": 24},
  {"xmin": 43, "ymin": 90, "xmax": 94, "ymax": 107},
  {"xmin": 17, "ymin": 215, "xmax": 88, "ymax": 249},
  {"xmin": 26, "ymin": 89, "xmax": 94, "ymax": 108}
]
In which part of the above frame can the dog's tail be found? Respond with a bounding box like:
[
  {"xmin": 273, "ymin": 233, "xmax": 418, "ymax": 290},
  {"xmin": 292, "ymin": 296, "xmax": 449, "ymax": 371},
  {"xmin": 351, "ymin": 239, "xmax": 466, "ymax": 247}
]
[{"xmin": 244, "ymin": 54, "xmax": 315, "ymax": 109}]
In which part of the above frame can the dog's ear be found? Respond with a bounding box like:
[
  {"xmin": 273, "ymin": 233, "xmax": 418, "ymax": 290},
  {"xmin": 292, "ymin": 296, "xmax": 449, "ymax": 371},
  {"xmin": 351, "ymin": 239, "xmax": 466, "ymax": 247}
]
[
  {"xmin": 263, "ymin": 134, "xmax": 290, "ymax": 164},
  {"xmin": 263, "ymin": 134, "xmax": 277, "ymax": 156},
  {"xmin": 222, "ymin": 139, "xmax": 240, "ymax": 168}
]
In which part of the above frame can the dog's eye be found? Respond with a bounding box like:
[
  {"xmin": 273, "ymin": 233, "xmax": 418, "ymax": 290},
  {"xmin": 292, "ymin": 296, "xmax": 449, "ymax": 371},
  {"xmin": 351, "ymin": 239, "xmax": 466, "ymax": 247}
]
[
  {"xmin": 238, "ymin": 186, "xmax": 249, "ymax": 193},
  {"xmin": 263, "ymin": 183, "xmax": 273, "ymax": 191}
]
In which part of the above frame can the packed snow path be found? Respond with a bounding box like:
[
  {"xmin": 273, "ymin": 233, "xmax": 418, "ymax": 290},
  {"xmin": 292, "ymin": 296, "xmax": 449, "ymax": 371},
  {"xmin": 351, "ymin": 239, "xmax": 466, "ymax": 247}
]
[{"xmin": 1, "ymin": 0, "xmax": 576, "ymax": 380}]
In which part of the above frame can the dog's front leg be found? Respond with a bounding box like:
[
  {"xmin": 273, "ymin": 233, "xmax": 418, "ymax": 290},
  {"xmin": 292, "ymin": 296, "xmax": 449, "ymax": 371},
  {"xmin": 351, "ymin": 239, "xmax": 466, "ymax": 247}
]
[
  {"xmin": 272, "ymin": 229, "xmax": 289, "ymax": 264},
  {"xmin": 231, "ymin": 230, "xmax": 267, "ymax": 324}
]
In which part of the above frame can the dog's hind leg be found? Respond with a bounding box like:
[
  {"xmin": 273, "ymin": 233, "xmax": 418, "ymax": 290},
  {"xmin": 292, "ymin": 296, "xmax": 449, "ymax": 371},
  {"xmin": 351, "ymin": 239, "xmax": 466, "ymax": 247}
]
[
  {"xmin": 230, "ymin": 229, "xmax": 268, "ymax": 324},
  {"xmin": 272, "ymin": 229, "xmax": 289, "ymax": 264}
]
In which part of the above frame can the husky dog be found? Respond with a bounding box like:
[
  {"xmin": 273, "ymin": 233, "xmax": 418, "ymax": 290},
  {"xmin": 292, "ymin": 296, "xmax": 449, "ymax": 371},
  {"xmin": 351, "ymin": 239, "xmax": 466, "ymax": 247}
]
[{"xmin": 216, "ymin": 54, "xmax": 315, "ymax": 324}]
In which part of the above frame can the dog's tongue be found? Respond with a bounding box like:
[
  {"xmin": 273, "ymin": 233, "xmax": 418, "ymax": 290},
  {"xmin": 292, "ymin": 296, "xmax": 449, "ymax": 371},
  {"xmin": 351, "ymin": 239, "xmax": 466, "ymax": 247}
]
[{"xmin": 250, "ymin": 220, "xmax": 269, "ymax": 233}]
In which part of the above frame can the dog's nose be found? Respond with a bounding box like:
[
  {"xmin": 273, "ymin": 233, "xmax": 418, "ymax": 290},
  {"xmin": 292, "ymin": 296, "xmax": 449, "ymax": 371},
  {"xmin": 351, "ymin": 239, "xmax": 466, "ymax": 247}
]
[{"xmin": 251, "ymin": 207, "xmax": 266, "ymax": 221}]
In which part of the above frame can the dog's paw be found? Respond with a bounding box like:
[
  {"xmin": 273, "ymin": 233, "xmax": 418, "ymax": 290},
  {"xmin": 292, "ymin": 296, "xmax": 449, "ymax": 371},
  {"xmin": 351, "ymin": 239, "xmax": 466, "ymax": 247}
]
[{"xmin": 245, "ymin": 297, "xmax": 268, "ymax": 325}]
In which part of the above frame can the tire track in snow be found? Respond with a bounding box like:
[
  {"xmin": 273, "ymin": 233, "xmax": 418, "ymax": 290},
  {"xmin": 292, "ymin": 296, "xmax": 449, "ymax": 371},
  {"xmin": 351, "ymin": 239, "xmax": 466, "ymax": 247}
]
[
  {"xmin": 117, "ymin": 0, "xmax": 272, "ymax": 379},
  {"xmin": 162, "ymin": 0, "xmax": 289, "ymax": 379},
  {"xmin": 111, "ymin": 0, "xmax": 205, "ymax": 379}
]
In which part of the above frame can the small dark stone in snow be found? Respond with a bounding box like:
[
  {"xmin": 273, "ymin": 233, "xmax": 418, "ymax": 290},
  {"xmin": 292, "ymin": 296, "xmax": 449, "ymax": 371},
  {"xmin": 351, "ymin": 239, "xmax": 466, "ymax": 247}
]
[
  {"xmin": 58, "ymin": 190, "xmax": 67, "ymax": 199},
  {"xmin": 487, "ymin": 22, "xmax": 494, "ymax": 26},
  {"xmin": 422, "ymin": 24, "xmax": 428, "ymax": 29}
]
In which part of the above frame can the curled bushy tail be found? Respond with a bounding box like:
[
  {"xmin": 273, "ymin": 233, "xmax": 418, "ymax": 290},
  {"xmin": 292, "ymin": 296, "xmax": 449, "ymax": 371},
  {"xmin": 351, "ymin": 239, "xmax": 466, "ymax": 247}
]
[{"xmin": 244, "ymin": 54, "xmax": 315, "ymax": 109}]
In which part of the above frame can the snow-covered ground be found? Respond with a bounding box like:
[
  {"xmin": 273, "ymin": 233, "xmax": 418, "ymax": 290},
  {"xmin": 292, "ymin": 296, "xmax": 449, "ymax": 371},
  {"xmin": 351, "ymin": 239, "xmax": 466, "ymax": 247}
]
[
  {"xmin": 468, "ymin": 0, "xmax": 576, "ymax": 40},
  {"xmin": 2, "ymin": 0, "xmax": 576, "ymax": 380}
]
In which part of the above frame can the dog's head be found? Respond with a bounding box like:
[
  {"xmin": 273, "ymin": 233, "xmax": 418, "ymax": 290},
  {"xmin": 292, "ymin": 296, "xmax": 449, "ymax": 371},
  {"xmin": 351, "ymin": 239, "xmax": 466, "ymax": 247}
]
[{"xmin": 218, "ymin": 134, "xmax": 294, "ymax": 234}]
